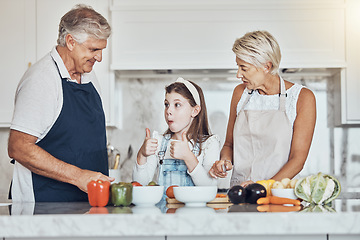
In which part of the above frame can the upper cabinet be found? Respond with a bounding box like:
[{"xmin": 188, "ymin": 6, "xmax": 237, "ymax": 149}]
[
  {"xmin": 341, "ymin": 0, "xmax": 360, "ymax": 124},
  {"xmin": 111, "ymin": 0, "xmax": 360, "ymax": 125},
  {"xmin": 110, "ymin": 0, "xmax": 346, "ymax": 70}
]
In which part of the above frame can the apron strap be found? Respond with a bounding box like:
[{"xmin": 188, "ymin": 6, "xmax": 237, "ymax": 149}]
[
  {"xmin": 157, "ymin": 134, "xmax": 171, "ymax": 164},
  {"xmin": 240, "ymin": 89, "xmax": 254, "ymax": 111},
  {"xmin": 240, "ymin": 76, "xmax": 287, "ymax": 112},
  {"xmin": 279, "ymin": 76, "xmax": 287, "ymax": 112}
]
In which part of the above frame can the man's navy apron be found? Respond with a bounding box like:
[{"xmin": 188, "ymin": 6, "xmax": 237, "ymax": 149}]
[{"xmin": 32, "ymin": 59, "xmax": 108, "ymax": 202}]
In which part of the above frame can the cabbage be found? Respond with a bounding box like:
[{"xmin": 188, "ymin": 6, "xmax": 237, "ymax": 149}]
[{"xmin": 294, "ymin": 172, "xmax": 341, "ymax": 205}]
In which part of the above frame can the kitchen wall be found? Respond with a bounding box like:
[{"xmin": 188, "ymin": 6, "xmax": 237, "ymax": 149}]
[
  {"xmin": 105, "ymin": 71, "xmax": 360, "ymax": 190},
  {"xmin": 0, "ymin": 72, "xmax": 359, "ymax": 202}
]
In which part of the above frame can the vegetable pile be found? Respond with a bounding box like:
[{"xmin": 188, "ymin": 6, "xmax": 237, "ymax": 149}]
[{"xmin": 294, "ymin": 172, "xmax": 341, "ymax": 205}]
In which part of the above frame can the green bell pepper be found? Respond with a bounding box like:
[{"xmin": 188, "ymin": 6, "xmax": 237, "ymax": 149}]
[{"xmin": 110, "ymin": 182, "xmax": 133, "ymax": 206}]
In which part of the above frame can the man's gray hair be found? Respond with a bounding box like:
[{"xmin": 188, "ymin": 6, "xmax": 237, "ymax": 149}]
[{"xmin": 57, "ymin": 4, "xmax": 111, "ymax": 46}]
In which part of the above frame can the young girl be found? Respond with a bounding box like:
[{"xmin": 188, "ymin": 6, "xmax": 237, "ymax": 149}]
[{"xmin": 133, "ymin": 77, "xmax": 220, "ymax": 191}]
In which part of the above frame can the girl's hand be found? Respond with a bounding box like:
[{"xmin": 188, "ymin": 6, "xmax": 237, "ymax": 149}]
[
  {"xmin": 140, "ymin": 128, "xmax": 158, "ymax": 158},
  {"xmin": 169, "ymin": 131, "xmax": 192, "ymax": 160},
  {"xmin": 209, "ymin": 159, "xmax": 233, "ymax": 178}
]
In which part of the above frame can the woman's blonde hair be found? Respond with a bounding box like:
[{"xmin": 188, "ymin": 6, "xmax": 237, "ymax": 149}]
[{"xmin": 232, "ymin": 30, "xmax": 281, "ymax": 75}]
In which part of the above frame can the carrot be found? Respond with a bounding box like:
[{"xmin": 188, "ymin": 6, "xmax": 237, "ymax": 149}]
[
  {"xmin": 257, "ymin": 204, "xmax": 301, "ymax": 212},
  {"xmin": 257, "ymin": 197, "xmax": 270, "ymax": 205},
  {"xmin": 257, "ymin": 196, "xmax": 301, "ymax": 206},
  {"xmin": 216, "ymin": 193, "xmax": 227, "ymax": 198}
]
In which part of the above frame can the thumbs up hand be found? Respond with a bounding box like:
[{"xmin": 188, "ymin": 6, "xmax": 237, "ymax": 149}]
[
  {"xmin": 139, "ymin": 128, "xmax": 158, "ymax": 158},
  {"xmin": 169, "ymin": 131, "xmax": 192, "ymax": 160}
]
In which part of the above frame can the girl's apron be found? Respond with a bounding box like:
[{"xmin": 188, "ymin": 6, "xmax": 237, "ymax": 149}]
[
  {"xmin": 32, "ymin": 58, "xmax": 108, "ymax": 202},
  {"xmin": 157, "ymin": 134, "xmax": 198, "ymax": 193},
  {"xmin": 230, "ymin": 76, "xmax": 293, "ymax": 186}
]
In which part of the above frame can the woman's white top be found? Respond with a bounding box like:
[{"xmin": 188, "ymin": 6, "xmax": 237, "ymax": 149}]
[
  {"xmin": 133, "ymin": 133, "xmax": 220, "ymax": 186},
  {"xmin": 236, "ymin": 83, "xmax": 304, "ymax": 127}
]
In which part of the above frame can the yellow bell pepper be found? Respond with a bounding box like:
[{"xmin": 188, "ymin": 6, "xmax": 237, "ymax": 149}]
[{"xmin": 256, "ymin": 179, "xmax": 276, "ymax": 197}]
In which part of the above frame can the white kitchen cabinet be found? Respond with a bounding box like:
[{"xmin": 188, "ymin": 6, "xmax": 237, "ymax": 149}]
[
  {"xmin": 333, "ymin": 0, "xmax": 360, "ymax": 125},
  {"xmin": 0, "ymin": 0, "xmax": 36, "ymax": 127},
  {"xmin": 110, "ymin": 0, "xmax": 345, "ymax": 70},
  {"xmin": 36, "ymin": 0, "xmax": 115, "ymax": 125},
  {"xmin": 340, "ymin": 0, "xmax": 360, "ymax": 124}
]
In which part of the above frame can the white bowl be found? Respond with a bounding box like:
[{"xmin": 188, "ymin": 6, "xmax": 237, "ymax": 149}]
[
  {"xmin": 132, "ymin": 186, "xmax": 164, "ymax": 207},
  {"xmin": 271, "ymin": 188, "xmax": 297, "ymax": 200},
  {"xmin": 173, "ymin": 186, "xmax": 217, "ymax": 207}
]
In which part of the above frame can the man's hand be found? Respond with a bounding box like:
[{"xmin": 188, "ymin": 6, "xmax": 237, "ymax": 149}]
[{"xmin": 76, "ymin": 170, "xmax": 114, "ymax": 193}]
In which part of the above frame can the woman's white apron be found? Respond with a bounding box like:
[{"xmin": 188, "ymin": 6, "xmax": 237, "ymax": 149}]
[{"xmin": 230, "ymin": 77, "xmax": 293, "ymax": 186}]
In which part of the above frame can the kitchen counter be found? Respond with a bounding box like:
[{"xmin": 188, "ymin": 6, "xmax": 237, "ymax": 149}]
[{"xmin": 0, "ymin": 195, "xmax": 359, "ymax": 240}]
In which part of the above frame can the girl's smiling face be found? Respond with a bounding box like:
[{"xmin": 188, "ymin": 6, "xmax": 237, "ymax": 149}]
[{"xmin": 164, "ymin": 91, "xmax": 198, "ymax": 137}]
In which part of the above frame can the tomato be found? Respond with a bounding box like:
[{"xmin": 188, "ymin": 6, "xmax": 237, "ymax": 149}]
[
  {"xmin": 166, "ymin": 185, "xmax": 178, "ymax": 198},
  {"xmin": 131, "ymin": 181, "xmax": 142, "ymax": 187}
]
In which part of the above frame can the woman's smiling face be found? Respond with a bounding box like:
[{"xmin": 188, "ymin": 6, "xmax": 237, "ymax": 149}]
[
  {"xmin": 164, "ymin": 91, "xmax": 196, "ymax": 135},
  {"xmin": 235, "ymin": 57, "xmax": 266, "ymax": 90}
]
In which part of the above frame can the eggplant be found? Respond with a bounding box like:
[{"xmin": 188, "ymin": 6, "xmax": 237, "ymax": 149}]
[
  {"xmin": 245, "ymin": 183, "xmax": 267, "ymax": 204},
  {"xmin": 227, "ymin": 185, "xmax": 246, "ymax": 204}
]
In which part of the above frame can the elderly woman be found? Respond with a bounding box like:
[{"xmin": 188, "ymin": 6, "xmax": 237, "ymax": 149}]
[{"xmin": 209, "ymin": 30, "xmax": 316, "ymax": 187}]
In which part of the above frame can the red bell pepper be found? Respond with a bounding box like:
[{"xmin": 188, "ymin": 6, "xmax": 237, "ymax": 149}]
[{"xmin": 87, "ymin": 180, "xmax": 110, "ymax": 207}]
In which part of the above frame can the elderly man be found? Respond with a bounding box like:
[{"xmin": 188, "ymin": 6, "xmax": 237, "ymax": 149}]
[{"xmin": 8, "ymin": 4, "xmax": 113, "ymax": 202}]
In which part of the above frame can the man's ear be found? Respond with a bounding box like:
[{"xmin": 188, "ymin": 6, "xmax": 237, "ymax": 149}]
[
  {"xmin": 191, "ymin": 105, "xmax": 201, "ymax": 118},
  {"xmin": 65, "ymin": 34, "xmax": 76, "ymax": 51}
]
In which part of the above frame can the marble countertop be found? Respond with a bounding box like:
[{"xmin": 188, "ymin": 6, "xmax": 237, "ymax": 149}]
[{"xmin": 0, "ymin": 197, "xmax": 359, "ymax": 238}]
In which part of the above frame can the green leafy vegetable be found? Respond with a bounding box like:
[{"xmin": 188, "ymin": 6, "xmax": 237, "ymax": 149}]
[{"xmin": 294, "ymin": 172, "xmax": 341, "ymax": 205}]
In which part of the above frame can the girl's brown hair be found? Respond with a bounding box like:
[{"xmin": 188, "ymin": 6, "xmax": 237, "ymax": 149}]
[{"xmin": 164, "ymin": 80, "xmax": 212, "ymax": 155}]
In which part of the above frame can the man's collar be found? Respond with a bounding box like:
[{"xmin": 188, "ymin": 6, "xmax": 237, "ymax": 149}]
[
  {"xmin": 50, "ymin": 46, "xmax": 91, "ymax": 84},
  {"xmin": 50, "ymin": 47, "xmax": 72, "ymax": 80}
]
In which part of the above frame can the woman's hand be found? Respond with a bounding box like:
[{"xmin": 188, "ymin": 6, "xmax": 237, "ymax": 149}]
[{"xmin": 209, "ymin": 159, "xmax": 233, "ymax": 178}]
